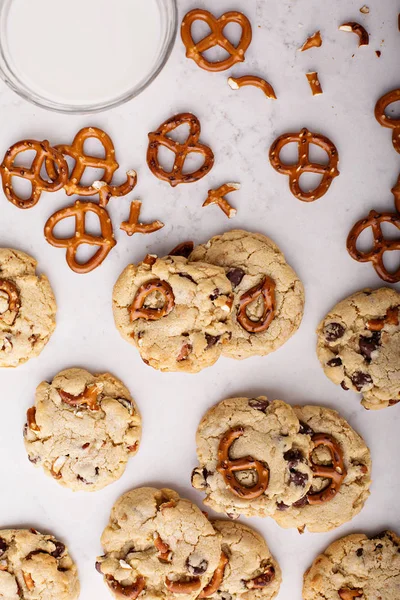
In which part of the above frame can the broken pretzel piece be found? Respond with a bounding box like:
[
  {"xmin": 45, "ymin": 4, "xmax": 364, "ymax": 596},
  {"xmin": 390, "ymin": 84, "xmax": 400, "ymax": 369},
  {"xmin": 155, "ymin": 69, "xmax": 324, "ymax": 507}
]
[
  {"xmin": 121, "ymin": 201, "xmax": 164, "ymax": 236},
  {"xmin": 299, "ymin": 30, "xmax": 322, "ymax": 51},
  {"xmin": 93, "ymin": 170, "xmax": 138, "ymax": 207},
  {"xmin": 203, "ymin": 183, "xmax": 240, "ymax": 218},
  {"xmin": 306, "ymin": 72, "xmax": 323, "ymax": 96},
  {"xmin": 228, "ymin": 76, "xmax": 276, "ymax": 100},
  {"xmin": 339, "ymin": 22, "xmax": 369, "ymax": 46}
]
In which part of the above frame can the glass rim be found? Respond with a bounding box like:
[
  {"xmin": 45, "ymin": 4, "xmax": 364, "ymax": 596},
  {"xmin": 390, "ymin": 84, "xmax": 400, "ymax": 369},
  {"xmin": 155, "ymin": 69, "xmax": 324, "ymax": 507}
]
[{"xmin": 0, "ymin": 0, "xmax": 178, "ymax": 114}]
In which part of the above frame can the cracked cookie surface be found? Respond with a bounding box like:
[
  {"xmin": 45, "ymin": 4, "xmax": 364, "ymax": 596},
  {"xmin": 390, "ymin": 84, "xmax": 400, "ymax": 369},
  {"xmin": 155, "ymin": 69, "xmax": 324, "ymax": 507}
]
[
  {"xmin": 24, "ymin": 368, "xmax": 141, "ymax": 492},
  {"xmin": 317, "ymin": 287, "xmax": 400, "ymax": 410},
  {"xmin": 189, "ymin": 230, "xmax": 304, "ymax": 359},
  {"xmin": 112, "ymin": 255, "xmax": 233, "ymax": 373},
  {"xmin": 0, "ymin": 528, "xmax": 79, "ymax": 600},
  {"xmin": 271, "ymin": 405, "xmax": 371, "ymax": 533},
  {"xmin": 303, "ymin": 530, "xmax": 400, "ymax": 599},
  {"xmin": 191, "ymin": 397, "xmax": 313, "ymax": 519},
  {"xmin": 0, "ymin": 249, "xmax": 56, "ymax": 368},
  {"xmin": 97, "ymin": 487, "xmax": 221, "ymax": 600},
  {"xmin": 209, "ymin": 521, "xmax": 281, "ymax": 600}
]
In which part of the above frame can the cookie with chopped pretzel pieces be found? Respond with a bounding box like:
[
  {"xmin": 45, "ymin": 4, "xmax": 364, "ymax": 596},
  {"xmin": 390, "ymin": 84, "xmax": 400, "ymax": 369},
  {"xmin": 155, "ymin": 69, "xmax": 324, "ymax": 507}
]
[
  {"xmin": 24, "ymin": 368, "xmax": 141, "ymax": 491},
  {"xmin": 271, "ymin": 405, "xmax": 371, "ymax": 533},
  {"xmin": 317, "ymin": 287, "xmax": 400, "ymax": 410},
  {"xmin": 189, "ymin": 230, "xmax": 304, "ymax": 359},
  {"xmin": 112, "ymin": 254, "xmax": 233, "ymax": 373}
]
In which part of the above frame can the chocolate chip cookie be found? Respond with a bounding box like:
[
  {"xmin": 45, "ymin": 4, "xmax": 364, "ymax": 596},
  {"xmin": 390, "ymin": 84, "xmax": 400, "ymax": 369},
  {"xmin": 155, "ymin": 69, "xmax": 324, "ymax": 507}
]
[
  {"xmin": 24, "ymin": 368, "xmax": 141, "ymax": 491},
  {"xmin": 189, "ymin": 230, "xmax": 305, "ymax": 359},
  {"xmin": 112, "ymin": 255, "xmax": 233, "ymax": 373},
  {"xmin": 303, "ymin": 530, "xmax": 400, "ymax": 599},
  {"xmin": 317, "ymin": 287, "xmax": 400, "ymax": 410},
  {"xmin": 209, "ymin": 521, "xmax": 281, "ymax": 600},
  {"xmin": 191, "ymin": 396, "xmax": 313, "ymax": 519},
  {"xmin": 0, "ymin": 528, "xmax": 79, "ymax": 599},
  {"xmin": 0, "ymin": 248, "xmax": 56, "ymax": 367},
  {"xmin": 97, "ymin": 487, "xmax": 221, "ymax": 600},
  {"xmin": 271, "ymin": 405, "xmax": 371, "ymax": 533}
]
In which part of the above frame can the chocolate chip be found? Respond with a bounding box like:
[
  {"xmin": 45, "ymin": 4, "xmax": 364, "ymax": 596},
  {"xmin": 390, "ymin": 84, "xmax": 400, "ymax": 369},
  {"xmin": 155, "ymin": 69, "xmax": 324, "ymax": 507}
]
[
  {"xmin": 289, "ymin": 470, "xmax": 309, "ymax": 487},
  {"xmin": 359, "ymin": 331, "xmax": 381, "ymax": 361},
  {"xmin": 51, "ymin": 542, "xmax": 65, "ymax": 559},
  {"xmin": 179, "ymin": 273, "xmax": 196, "ymax": 284},
  {"xmin": 341, "ymin": 381, "xmax": 349, "ymax": 391},
  {"xmin": 209, "ymin": 288, "xmax": 220, "ymax": 301},
  {"xmin": 226, "ymin": 268, "xmax": 245, "ymax": 288},
  {"xmin": 299, "ymin": 421, "xmax": 314, "ymax": 435},
  {"xmin": 324, "ymin": 322, "xmax": 345, "ymax": 342},
  {"xmin": 202, "ymin": 468, "xmax": 211, "ymax": 480},
  {"xmin": 0, "ymin": 537, "xmax": 7, "ymax": 557},
  {"xmin": 375, "ymin": 544, "xmax": 383, "ymax": 549},
  {"xmin": 28, "ymin": 455, "xmax": 39, "ymax": 464},
  {"xmin": 248, "ymin": 398, "xmax": 270, "ymax": 412},
  {"xmin": 370, "ymin": 531, "xmax": 387, "ymax": 540},
  {"xmin": 77, "ymin": 475, "xmax": 92, "ymax": 485},
  {"xmin": 327, "ymin": 357, "xmax": 342, "ymax": 367},
  {"xmin": 205, "ymin": 334, "xmax": 220, "ymax": 349},
  {"xmin": 292, "ymin": 496, "xmax": 309, "ymax": 507},
  {"xmin": 389, "ymin": 399, "xmax": 400, "ymax": 406},
  {"xmin": 276, "ymin": 502, "xmax": 289, "ymax": 511},
  {"xmin": 169, "ymin": 241, "xmax": 194, "ymax": 258},
  {"xmin": 351, "ymin": 372, "xmax": 373, "ymax": 391},
  {"xmin": 186, "ymin": 555, "xmax": 208, "ymax": 575},
  {"xmin": 283, "ymin": 449, "xmax": 304, "ymax": 465},
  {"xmin": 219, "ymin": 594, "xmax": 232, "ymax": 600},
  {"xmin": 356, "ymin": 548, "xmax": 363, "ymax": 556}
]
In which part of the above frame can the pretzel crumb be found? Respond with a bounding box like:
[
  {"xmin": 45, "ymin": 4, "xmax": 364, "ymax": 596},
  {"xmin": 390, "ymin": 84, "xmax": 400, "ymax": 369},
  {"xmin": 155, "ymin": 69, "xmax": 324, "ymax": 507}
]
[
  {"xmin": 299, "ymin": 30, "xmax": 322, "ymax": 51},
  {"xmin": 339, "ymin": 22, "xmax": 369, "ymax": 46},
  {"xmin": 203, "ymin": 183, "xmax": 240, "ymax": 219},
  {"xmin": 360, "ymin": 5, "xmax": 369, "ymax": 13},
  {"xmin": 306, "ymin": 72, "xmax": 323, "ymax": 95},
  {"xmin": 228, "ymin": 76, "xmax": 277, "ymax": 99}
]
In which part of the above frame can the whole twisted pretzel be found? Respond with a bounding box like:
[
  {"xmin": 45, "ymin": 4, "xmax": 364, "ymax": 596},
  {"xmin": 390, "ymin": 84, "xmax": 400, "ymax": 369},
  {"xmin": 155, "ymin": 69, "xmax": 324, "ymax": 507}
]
[
  {"xmin": 44, "ymin": 200, "xmax": 116, "ymax": 274},
  {"xmin": 217, "ymin": 426, "xmax": 269, "ymax": 499},
  {"xmin": 106, "ymin": 575, "xmax": 146, "ymax": 599},
  {"xmin": 347, "ymin": 209, "xmax": 400, "ymax": 283},
  {"xmin": 269, "ymin": 128, "xmax": 340, "ymax": 202},
  {"xmin": 181, "ymin": 9, "xmax": 252, "ymax": 72},
  {"xmin": 375, "ymin": 89, "xmax": 400, "ymax": 154},
  {"xmin": 58, "ymin": 384, "xmax": 101, "ymax": 411},
  {"xmin": 1, "ymin": 139, "xmax": 68, "ymax": 209},
  {"xmin": 147, "ymin": 113, "xmax": 215, "ymax": 186},
  {"xmin": 307, "ymin": 433, "xmax": 347, "ymax": 505},
  {"xmin": 237, "ymin": 277, "xmax": 276, "ymax": 334},
  {"xmin": 0, "ymin": 279, "xmax": 20, "ymax": 325},
  {"xmin": 129, "ymin": 280, "xmax": 175, "ymax": 322},
  {"xmin": 338, "ymin": 589, "xmax": 363, "ymax": 600},
  {"xmin": 198, "ymin": 553, "xmax": 229, "ymax": 598}
]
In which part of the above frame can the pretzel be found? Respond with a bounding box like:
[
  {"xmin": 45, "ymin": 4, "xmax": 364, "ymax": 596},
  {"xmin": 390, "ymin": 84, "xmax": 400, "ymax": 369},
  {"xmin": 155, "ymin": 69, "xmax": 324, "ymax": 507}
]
[
  {"xmin": 202, "ymin": 183, "xmax": 240, "ymax": 218},
  {"xmin": 0, "ymin": 279, "xmax": 20, "ymax": 325},
  {"xmin": 120, "ymin": 201, "xmax": 164, "ymax": 236},
  {"xmin": 198, "ymin": 553, "xmax": 229, "ymax": 598},
  {"xmin": 392, "ymin": 173, "xmax": 400, "ymax": 212},
  {"xmin": 27, "ymin": 407, "xmax": 40, "ymax": 432},
  {"xmin": 299, "ymin": 31, "xmax": 322, "ymax": 51},
  {"xmin": 367, "ymin": 306, "xmax": 399, "ymax": 331},
  {"xmin": 217, "ymin": 426, "xmax": 269, "ymax": 499},
  {"xmin": 169, "ymin": 241, "xmax": 194, "ymax": 258},
  {"xmin": 147, "ymin": 113, "xmax": 214, "ymax": 186},
  {"xmin": 154, "ymin": 534, "xmax": 172, "ymax": 563},
  {"xmin": 106, "ymin": 575, "xmax": 146, "ymax": 599},
  {"xmin": 347, "ymin": 209, "xmax": 400, "ymax": 283},
  {"xmin": 245, "ymin": 566, "xmax": 275, "ymax": 589},
  {"xmin": 129, "ymin": 280, "xmax": 175, "ymax": 322},
  {"xmin": 338, "ymin": 590, "xmax": 363, "ymax": 600},
  {"xmin": 93, "ymin": 170, "xmax": 138, "ymax": 207},
  {"xmin": 0, "ymin": 139, "xmax": 68, "ymax": 209},
  {"xmin": 269, "ymin": 128, "xmax": 340, "ymax": 202},
  {"xmin": 181, "ymin": 9, "xmax": 252, "ymax": 72},
  {"xmin": 339, "ymin": 22, "xmax": 369, "ymax": 47},
  {"xmin": 306, "ymin": 72, "xmax": 323, "ymax": 96},
  {"xmin": 58, "ymin": 384, "xmax": 101, "ymax": 411},
  {"xmin": 307, "ymin": 433, "xmax": 347, "ymax": 505},
  {"xmin": 375, "ymin": 89, "xmax": 400, "ymax": 154},
  {"xmin": 237, "ymin": 277, "xmax": 276, "ymax": 334},
  {"xmin": 228, "ymin": 76, "xmax": 277, "ymax": 100},
  {"xmin": 44, "ymin": 200, "xmax": 116, "ymax": 274},
  {"xmin": 165, "ymin": 578, "xmax": 201, "ymax": 594}
]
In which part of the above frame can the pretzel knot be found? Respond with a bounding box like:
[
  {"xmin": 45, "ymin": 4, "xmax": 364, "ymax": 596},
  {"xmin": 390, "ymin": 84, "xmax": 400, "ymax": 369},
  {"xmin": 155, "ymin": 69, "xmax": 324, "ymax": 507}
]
[
  {"xmin": 307, "ymin": 433, "xmax": 347, "ymax": 505},
  {"xmin": 44, "ymin": 200, "xmax": 116, "ymax": 274},
  {"xmin": 237, "ymin": 277, "xmax": 276, "ymax": 333},
  {"xmin": 181, "ymin": 9, "xmax": 252, "ymax": 72},
  {"xmin": 129, "ymin": 279, "xmax": 175, "ymax": 322},
  {"xmin": 1, "ymin": 139, "xmax": 68, "ymax": 209},
  {"xmin": 217, "ymin": 426, "xmax": 269, "ymax": 499},
  {"xmin": 106, "ymin": 575, "xmax": 146, "ymax": 599},
  {"xmin": 338, "ymin": 589, "xmax": 363, "ymax": 600},
  {"xmin": 0, "ymin": 279, "xmax": 20, "ymax": 325},
  {"xmin": 375, "ymin": 89, "xmax": 400, "ymax": 154},
  {"xmin": 147, "ymin": 113, "xmax": 215, "ymax": 187},
  {"xmin": 198, "ymin": 553, "xmax": 229, "ymax": 598},
  {"xmin": 269, "ymin": 128, "xmax": 340, "ymax": 202},
  {"xmin": 347, "ymin": 209, "xmax": 400, "ymax": 283}
]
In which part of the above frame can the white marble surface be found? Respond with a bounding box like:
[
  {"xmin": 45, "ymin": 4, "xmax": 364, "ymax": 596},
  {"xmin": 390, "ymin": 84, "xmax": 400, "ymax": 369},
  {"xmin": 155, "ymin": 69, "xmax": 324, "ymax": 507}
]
[{"xmin": 0, "ymin": 1, "xmax": 399, "ymax": 599}]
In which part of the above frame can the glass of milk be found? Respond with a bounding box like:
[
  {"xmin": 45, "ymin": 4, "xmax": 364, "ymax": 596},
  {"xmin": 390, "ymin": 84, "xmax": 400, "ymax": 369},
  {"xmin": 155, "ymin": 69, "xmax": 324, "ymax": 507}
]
[{"xmin": 0, "ymin": 0, "xmax": 177, "ymax": 112}]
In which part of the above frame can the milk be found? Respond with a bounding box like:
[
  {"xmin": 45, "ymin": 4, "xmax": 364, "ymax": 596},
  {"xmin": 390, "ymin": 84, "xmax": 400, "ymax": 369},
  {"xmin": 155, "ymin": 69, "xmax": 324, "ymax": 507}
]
[{"xmin": 4, "ymin": 0, "xmax": 162, "ymax": 105}]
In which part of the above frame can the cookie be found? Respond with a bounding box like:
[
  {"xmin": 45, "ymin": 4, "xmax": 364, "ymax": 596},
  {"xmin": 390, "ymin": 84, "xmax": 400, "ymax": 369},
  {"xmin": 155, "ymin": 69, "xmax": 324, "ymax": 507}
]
[
  {"xmin": 0, "ymin": 249, "xmax": 56, "ymax": 367},
  {"xmin": 0, "ymin": 528, "xmax": 79, "ymax": 600},
  {"xmin": 97, "ymin": 487, "xmax": 221, "ymax": 600},
  {"xmin": 24, "ymin": 368, "xmax": 141, "ymax": 492},
  {"xmin": 191, "ymin": 396, "xmax": 313, "ymax": 518},
  {"xmin": 271, "ymin": 405, "xmax": 371, "ymax": 533},
  {"xmin": 208, "ymin": 521, "xmax": 281, "ymax": 600},
  {"xmin": 317, "ymin": 287, "xmax": 400, "ymax": 410},
  {"xmin": 189, "ymin": 230, "xmax": 304, "ymax": 359},
  {"xmin": 303, "ymin": 530, "xmax": 400, "ymax": 599},
  {"xmin": 112, "ymin": 254, "xmax": 233, "ymax": 372}
]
